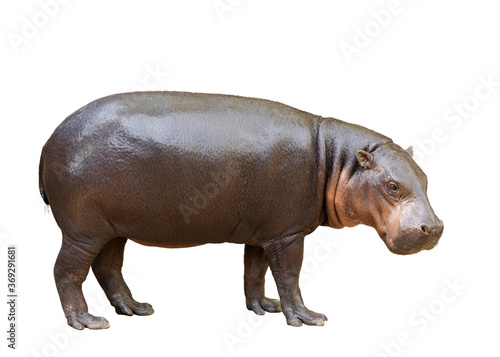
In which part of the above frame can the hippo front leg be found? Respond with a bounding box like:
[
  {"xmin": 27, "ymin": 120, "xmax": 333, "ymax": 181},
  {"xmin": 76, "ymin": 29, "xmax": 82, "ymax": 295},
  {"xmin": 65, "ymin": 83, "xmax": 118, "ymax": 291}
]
[
  {"xmin": 263, "ymin": 234, "xmax": 327, "ymax": 326},
  {"xmin": 244, "ymin": 244, "xmax": 282, "ymax": 315}
]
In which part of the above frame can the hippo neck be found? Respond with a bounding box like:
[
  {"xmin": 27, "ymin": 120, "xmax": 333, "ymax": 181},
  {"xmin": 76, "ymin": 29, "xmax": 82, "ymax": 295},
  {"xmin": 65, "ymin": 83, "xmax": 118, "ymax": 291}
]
[{"xmin": 320, "ymin": 117, "xmax": 392, "ymax": 229}]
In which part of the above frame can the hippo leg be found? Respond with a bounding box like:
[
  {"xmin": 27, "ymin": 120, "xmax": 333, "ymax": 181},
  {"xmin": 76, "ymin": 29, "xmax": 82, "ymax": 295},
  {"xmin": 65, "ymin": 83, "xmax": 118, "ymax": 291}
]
[
  {"xmin": 54, "ymin": 235, "xmax": 110, "ymax": 330},
  {"xmin": 263, "ymin": 234, "xmax": 328, "ymax": 327},
  {"xmin": 244, "ymin": 244, "xmax": 282, "ymax": 315},
  {"xmin": 92, "ymin": 238, "xmax": 154, "ymax": 316}
]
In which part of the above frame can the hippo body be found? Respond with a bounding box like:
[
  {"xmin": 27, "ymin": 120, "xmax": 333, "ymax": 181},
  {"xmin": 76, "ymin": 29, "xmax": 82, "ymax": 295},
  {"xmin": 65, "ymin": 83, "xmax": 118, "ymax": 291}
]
[{"xmin": 39, "ymin": 92, "xmax": 443, "ymax": 329}]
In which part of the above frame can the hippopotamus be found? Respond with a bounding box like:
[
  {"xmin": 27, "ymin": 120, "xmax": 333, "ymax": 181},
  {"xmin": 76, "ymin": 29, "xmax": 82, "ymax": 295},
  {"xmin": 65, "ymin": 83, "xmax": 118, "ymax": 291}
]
[{"xmin": 38, "ymin": 91, "xmax": 443, "ymax": 330}]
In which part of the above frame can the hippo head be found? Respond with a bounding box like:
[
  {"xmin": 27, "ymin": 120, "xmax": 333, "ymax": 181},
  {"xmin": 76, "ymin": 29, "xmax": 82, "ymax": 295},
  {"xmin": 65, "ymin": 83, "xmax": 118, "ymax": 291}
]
[{"xmin": 334, "ymin": 143, "xmax": 443, "ymax": 255}]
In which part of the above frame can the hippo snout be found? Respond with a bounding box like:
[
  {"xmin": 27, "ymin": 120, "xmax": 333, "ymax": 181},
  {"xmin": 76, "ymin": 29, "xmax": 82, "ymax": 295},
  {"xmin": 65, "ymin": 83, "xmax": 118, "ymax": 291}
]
[
  {"xmin": 421, "ymin": 219, "xmax": 444, "ymax": 250},
  {"xmin": 394, "ymin": 218, "xmax": 443, "ymax": 254},
  {"xmin": 420, "ymin": 219, "xmax": 444, "ymax": 237}
]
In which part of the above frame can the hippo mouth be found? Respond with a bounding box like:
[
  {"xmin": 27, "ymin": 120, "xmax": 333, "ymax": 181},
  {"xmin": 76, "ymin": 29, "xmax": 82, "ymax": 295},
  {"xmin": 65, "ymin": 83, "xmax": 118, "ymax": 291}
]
[{"xmin": 380, "ymin": 233, "xmax": 426, "ymax": 255}]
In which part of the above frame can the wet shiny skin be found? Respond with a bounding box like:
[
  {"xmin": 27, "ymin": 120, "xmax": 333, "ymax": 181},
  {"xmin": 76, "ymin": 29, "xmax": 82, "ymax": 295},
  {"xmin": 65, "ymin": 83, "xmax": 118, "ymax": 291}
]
[{"xmin": 39, "ymin": 92, "xmax": 443, "ymax": 329}]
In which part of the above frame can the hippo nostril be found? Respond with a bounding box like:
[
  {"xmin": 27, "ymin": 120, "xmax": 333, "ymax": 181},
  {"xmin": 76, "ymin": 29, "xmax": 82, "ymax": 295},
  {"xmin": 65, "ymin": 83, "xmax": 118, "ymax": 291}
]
[{"xmin": 420, "ymin": 224, "xmax": 430, "ymax": 235}]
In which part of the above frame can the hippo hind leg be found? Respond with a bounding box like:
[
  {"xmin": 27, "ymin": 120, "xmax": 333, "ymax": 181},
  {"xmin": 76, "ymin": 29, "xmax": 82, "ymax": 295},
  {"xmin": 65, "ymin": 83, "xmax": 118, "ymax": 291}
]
[
  {"xmin": 244, "ymin": 244, "xmax": 282, "ymax": 315},
  {"xmin": 92, "ymin": 237, "xmax": 154, "ymax": 316},
  {"xmin": 54, "ymin": 234, "xmax": 110, "ymax": 330}
]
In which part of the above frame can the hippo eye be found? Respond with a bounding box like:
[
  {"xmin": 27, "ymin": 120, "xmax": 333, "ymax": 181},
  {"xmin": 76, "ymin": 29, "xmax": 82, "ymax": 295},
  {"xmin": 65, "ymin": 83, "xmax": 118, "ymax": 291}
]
[{"xmin": 388, "ymin": 182, "xmax": 399, "ymax": 194}]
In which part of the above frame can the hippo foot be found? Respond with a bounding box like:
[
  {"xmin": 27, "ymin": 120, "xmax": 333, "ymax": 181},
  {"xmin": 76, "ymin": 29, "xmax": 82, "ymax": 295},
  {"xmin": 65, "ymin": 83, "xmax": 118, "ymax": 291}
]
[
  {"xmin": 67, "ymin": 312, "xmax": 110, "ymax": 330},
  {"xmin": 111, "ymin": 294, "xmax": 154, "ymax": 316},
  {"xmin": 247, "ymin": 297, "xmax": 282, "ymax": 315},
  {"xmin": 283, "ymin": 307, "xmax": 327, "ymax": 327}
]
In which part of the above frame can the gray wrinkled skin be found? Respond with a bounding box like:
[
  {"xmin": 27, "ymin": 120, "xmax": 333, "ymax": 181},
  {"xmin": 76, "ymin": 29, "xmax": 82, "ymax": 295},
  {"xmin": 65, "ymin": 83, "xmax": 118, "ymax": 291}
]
[{"xmin": 39, "ymin": 92, "xmax": 443, "ymax": 329}]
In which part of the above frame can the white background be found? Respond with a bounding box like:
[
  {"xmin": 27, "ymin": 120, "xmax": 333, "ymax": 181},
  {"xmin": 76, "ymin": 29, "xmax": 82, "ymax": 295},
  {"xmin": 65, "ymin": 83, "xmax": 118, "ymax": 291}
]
[{"xmin": 1, "ymin": 1, "xmax": 499, "ymax": 356}]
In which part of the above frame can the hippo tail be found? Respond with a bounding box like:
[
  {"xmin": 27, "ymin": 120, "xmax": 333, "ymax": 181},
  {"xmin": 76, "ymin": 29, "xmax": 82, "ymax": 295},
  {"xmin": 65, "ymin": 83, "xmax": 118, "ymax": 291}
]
[{"xmin": 39, "ymin": 147, "xmax": 49, "ymax": 205}]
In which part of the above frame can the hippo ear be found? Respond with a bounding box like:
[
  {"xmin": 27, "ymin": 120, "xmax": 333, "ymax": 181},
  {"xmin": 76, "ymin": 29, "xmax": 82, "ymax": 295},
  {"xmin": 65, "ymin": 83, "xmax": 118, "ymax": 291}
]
[
  {"xmin": 406, "ymin": 146, "xmax": 414, "ymax": 157},
  {"xmin": 356, "ymin": 150, "xmax": 374, "ymax": 169}
]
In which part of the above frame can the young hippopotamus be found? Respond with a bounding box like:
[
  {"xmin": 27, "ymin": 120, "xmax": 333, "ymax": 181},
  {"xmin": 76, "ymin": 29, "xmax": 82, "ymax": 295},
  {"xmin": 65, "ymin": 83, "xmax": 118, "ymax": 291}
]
[{"xmin": 39, "ymin": 92, "xmax": 443, "ymax": 330}]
